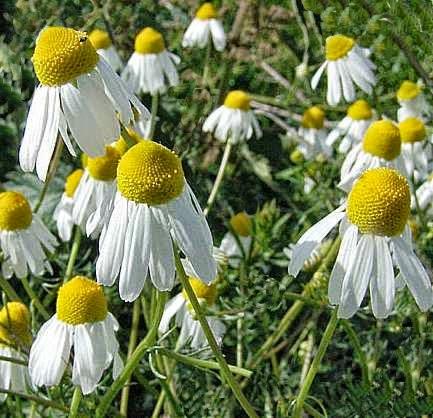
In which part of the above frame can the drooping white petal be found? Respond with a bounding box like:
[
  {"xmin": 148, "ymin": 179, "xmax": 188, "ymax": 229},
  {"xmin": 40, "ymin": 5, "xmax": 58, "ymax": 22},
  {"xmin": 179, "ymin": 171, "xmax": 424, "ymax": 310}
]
[
  {"xmin": 311, "ymin": 61, "xmax": 327, "ymax": 90},
  {"xmin": 158, "ymin": 293, "xmax": 185, "ymax": 335}
]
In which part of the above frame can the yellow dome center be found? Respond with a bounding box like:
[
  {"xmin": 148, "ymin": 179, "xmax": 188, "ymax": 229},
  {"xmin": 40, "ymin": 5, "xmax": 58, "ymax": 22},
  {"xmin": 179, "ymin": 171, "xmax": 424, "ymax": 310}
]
[
  {"xmin": 89, "ymin": 29, "xmax": 112, "ymax": 50},
  {"xmin": 347, "ymin": 100, "xmax": 372, "ymax": 120},
  {"xmin": 398, "ymin": 117, "xmax": 426, "ymax": 144},
  {"xmin": 86, "ymin": 145, "xmax": 122, "ymax": 181},
  {"xmin": 0, "ymin": 302, "xmax": 32, "ymax": 348},
  {"xmin": 325, "ymin": 35, "xmax": 355, "ymax": 61},
  {"xmin": 362, "ymin": 120, "xmax": 401, "ymax": 161},
  {"xmin": 196, "ymin": 3, "xmax": 217, "ymax": 20},
  {"xmin": 302, "ymin": 106, "xmax": 325, "ymax": 129},
  {"xmin": 224, "ymin": 90, "xmax": 251, "ymax": 111},
  {"xmin": 0, "ymin": 191, "xmax": 32, "ymax": 231},
  {"xmin": 32, "ymin": 26, "xmax": 99, "ymax": 86},
  {"xmin": 117, "ymin": 141, "xmax": 184, "ymax": 205},
  {"xmin": 347, "ymin": 168, "xmax": 410, "ymax": 237},
  {"xmin": 397, "ymin": 80, "xmax": 421, "ymax": 101},
  {"xmin": 65, "ymin": 169, "xmax": 84, "ymax": 198},
  {"xmin": 182, "ymin": 277, "xmax": 217, "ymax": 306},
  {"xmin": 230, "ymin": 212, "xmax": 252, "ymax": 237},
  {"xmin": 57, "ymin": 276, "xmax": 107, "ymax": 325},
  {"xmin": 135, "ymin": 27, "xmax": 165, "ymax": 54}
]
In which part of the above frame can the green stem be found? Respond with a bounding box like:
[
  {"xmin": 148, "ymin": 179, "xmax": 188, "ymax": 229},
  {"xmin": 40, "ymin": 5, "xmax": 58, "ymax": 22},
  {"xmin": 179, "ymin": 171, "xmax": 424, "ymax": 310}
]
[
  {"xmin": 21, "ymin": 276, "xmax": 49, "ymax": 320},
  {"xmin": 68, "ymin": 386, "xmax": 82, "ymax": 418},
  {"xmin": 410, "ymin": 145, "xmax": 427, "ymax": 229},
  {"xmin": 0, "ymin": 355, "xmax": 27, "ymax": 366},
  {"xmin": 174, "ymin": 247, "xmax": 258, "ymax": 418},
  {"xmin": 0, "ymin": 276, "xmax": 20, "ymax": 301},
  {"xmin": 0, "ymin": 388, "xmax": 68, "ymax": 412},
  {"xmin": 202, "ymin": 41, "xmax": 212, "ymax": 86},
  {"xmin": 292, "ymin": 309, "xmax": 339, "ymax": 418},
  {"xmin": 151, "ymin": 391, "xmax": 165, "ymax": 418},
  {"xmin": 64, "ymin": 227, "xmax": 82, "ymax": 284},
  {"xmin": 149, "ymin": 93, "xmax": 159, "ymax": 139}
]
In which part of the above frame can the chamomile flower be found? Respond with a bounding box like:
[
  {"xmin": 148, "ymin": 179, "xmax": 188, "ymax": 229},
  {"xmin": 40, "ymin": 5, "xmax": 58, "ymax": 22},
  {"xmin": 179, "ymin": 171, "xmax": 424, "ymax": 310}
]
[
  {"xmin": 311, "ymin": 35, "xmax": 376, "ymax": 106},
  {"xmin": 0, "ymin": 191, "xmax": 57, "ymax": 279},
  {"xmin": 89, "ymin": 29, "xmax": 122, "ymax": 72},
  {"xmin": 289, "ymin": 168, "xmax": 433, "ymax": 319},
  {"xmin": 159, "ymin": 275, "xmax": 225, "ymax": 349},
  {"xmin": 0, "ymin": 302, "xmax": 32, "ymax": 401},
  {"xmin": 202, "ymin": 90, "xmax": 262, "ymax": 144},
  {"xmin": 96, "ymin": 141, "xmax": 217, "ymax": 302},
  {"xmin": 54, "ymin": 169, "xmax": 84, "ymax": 242},
  {"xmin": 297, "ymin": 106, "xmax": 331, "ymax": 159},
  {"xmin": 182, "ymin": 3, "xmax": 226, "ymax": 51},
  {"xmin": 20, "ymin": 26, "xmax": 149, "ymax": 181},
  {"xmin": 326, "ymin": 100, "xmax": 374, "ymax": 153},
  {"xmin": 339, "ymin": 120, "xmax": 406, "ymax": 191},
  {"xmin": 29, "ymin": 276, "xmax": 122, "ymax": 394},
  {"xmin": 397, "ymin": 80, "xmax": 429, "ymax": 121},
  {"xmin": 122, "ymin": 27, "xmax": 180, "ymax": 96}
]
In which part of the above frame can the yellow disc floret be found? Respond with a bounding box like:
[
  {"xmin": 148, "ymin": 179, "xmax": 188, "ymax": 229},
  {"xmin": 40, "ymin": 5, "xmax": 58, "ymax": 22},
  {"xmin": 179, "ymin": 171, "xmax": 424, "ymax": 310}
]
[
  {"xmin": 302, "ymin": 106, "xmax": 325, "ymax": 129},
  {"xmin": 224, "ymin": 90, "xmax": 251, "ymax": 111},
  {"xmin": 0, "ymin": 191, "xmax": 32, "ymax": 231},
  {"xmin": 32, "ymin": 27, "xmax": 99, "ymax": 86},
  {"xmin": 0, "ymin": 302, "xmax": 32, "ymax": 348},
  {"xmin": 347, "ymin": 100, "xmax": 372, "ymax": 120},
  {"xmin": 325, "ymin": 35, "xmax": 355, "ymax": 61},
  {"xmin": 57, "ymin": 276, "xmax": 107, "ymax": 325},
  {"xmin": 86, "ymin": 145, "xmax": 122, "ymax": 181},
  {"xmin": 230, "ymin": 212, "xmax": 252, "ymax": 237},
  {"xmin": 362, "ymin": 120, "xmax": 401, "ymax": 161},
  {"xmin": 135, "ymin": 27, "xmax": 165, "ymax": 54},
  {"xmin": 196, "ymin": 3, "xmax": 218, "ymax": 20},
  {"xmin": 182, "ymin": 277, "xmax": 217, "ymax": 306},
  {"xmin": 117, "ymin": 141, "xmax": 184, "ymax": 205},
  {"xmin": 65, "ymin": 169, "xmax": 84, "ymax": 198},
  {"xmin": 397, "ymin": 80, "xmax": 421, "ymax": 101},
  {"xmin": 347, "ymin": 168, "xmax": 410, "ymax": 237},
  {"xmin": 398, "ymin": 117, "xmax": 426, "ymax": 144},
  {"xmin": 89, "ymin": 29, "xmax": 112, "ymax": 50}
]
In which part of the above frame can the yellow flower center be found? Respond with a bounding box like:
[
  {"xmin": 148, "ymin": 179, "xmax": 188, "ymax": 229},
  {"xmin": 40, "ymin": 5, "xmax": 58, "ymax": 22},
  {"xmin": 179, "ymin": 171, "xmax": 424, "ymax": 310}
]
[
  {"xmin": 0, "ymin": 191, "xmax": 32, "ymax": 231},
  {"xmin": 230, "ymin": 212, "xmax": 252, "ymax": 237},
  {"xmin": 325, "ymin": 35, "xmax": 355, "ymax": 61},
  {"xmin": 196, "ymin": 3, "xmax": 217, "ymax": 20},
  {"xmin": 88, "ymin": 29, "xmax": 112, "ymax": 50},
  {"xmin": 182, "ymin": 277, "xmax": 217, "ymax": 306},
  {"xmin": 347, "ymin": 168, "xmax": 410, "ymax": 237},
  {"xmin": 32, "ymin": 27, "xmax": 99, "ymax": 86},
  {"xmin": 397, "ymin": 80, "xmax": 421, "ymax": 101},
  {"xmin": 86, "ymin": 145, "xmax": 122, "ymax": 181},
  {"xmin": 65, "ymin": 169, "xmax": 84, "ymax": 198},
  {"xmin": 117, "ymin": 141, "xmax": 184, "ymax": 205},
  {"xmin": 0, "ymin": 302, "xmax": 32, "ymax": 348},
  {"xmin": 347, "ymin": 100, "xmax": 372, "ymax": 120},
  {"xmin": 57, "ymin": 276, "xmax": 107, "ymax": 325},
  {"xmin": 224, "ymin": 90, "xmax": 251, "ymax": 111},
  {"xmin": 135, "ymin": 27, "xmax": 165, "ymax": 54},
  {"xmin": 362, "ymin": 120, "xmax": 401, "ymax": 161},
  {"xmin": 302, "ymin": 106, "xmax": 325, "ymax": 129},
  {"xmin": 398, "ymin": 117, "xmax": 426, "ymax": 144}
]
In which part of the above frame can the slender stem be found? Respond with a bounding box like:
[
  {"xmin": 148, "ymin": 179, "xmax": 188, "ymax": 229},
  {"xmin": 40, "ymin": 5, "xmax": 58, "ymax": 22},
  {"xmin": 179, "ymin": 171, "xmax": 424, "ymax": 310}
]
[
  {"xmin": 410, "ymin": 146, "xmax": 427, "ymax": 229},
  {"xmin": 21, "ymin": 276, "xmax": 49, "ymax": 320},
  {"xmin": 174, "ymin": 247, "xmax": 258, "ymax": 418},
  {"xmin": 120, "ymin": 299, "xmax": 141, "ymax": 416},
  {"xmin": 149, "ymin": 93, "xmax": 159, "ymax": 139},
  {"xmin": 68, "ymin": 386, "xmax": 82, "ymax": 418},
  {"xmin": 120, "ymin": 124, "xmax": 138, "ymax": 149},
  {"xmin": 0, "ymin": 355, "xmax": 27, "ymax": 366},
  {"xmin": 159, "ymin": 376, "xmax": 183, "ymax": 418},
  {"xmin": 151, "ymin": 391, "xmax": 165, "ymax": 418},
  {"xmin": 64, "ymin": 227, "xmax": 82, "ymax": 284},
  {"xmin": 292, "ymin": 309, "xmax": 339, "ymax": 418},
  {"xmin": 0, "ymin": 276, "xmax": 20, "ymax": 301},
  {"xmin": 202, "ymin": 41, "xmax": 212, "ymax": 86},
  {"xmin": 0, "ymin": 388, "xmax": 68, "ymax": 412},
  {"xmin": 204, "ymin": 141, "xmax": 233, "ymax": 216}
]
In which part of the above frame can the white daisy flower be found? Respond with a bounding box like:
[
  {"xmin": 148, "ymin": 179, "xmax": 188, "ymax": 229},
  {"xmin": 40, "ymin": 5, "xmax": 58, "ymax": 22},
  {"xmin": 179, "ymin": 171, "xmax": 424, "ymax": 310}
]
[
  {"xmin": 339, "ymin": 120, "xmax": 406, "ymax": 192},
  {"xmin": 326, "ymin": 99, "xmax": 374, "ymax": 153},
  {"xmin": 29, "ymin": 276, "xmax": 122, "ymax": 394},
  {"xmin": 20, "ymin": 26, "xmax": 149, "ymax": 181},
  {"xmin": 159, "ymin": 275, "xmax": 225, "ymax": 349},
  {"xmin": 0, "ymin": 302, "xmax": 32, "ymax": 402},
  {"xmin": 122, "ymin": 27, "xmax": 180, "ymax": 96},
  {"xmin": 0, "ymin": 191, "xmax": 57, "ymax": 279},
  {"xmin": 54, "ymin": 169, "xmax": 84, "ymax": 242},
  {"xmin": 89, "ymin": 29, "xmax": 122, "ymax": 72},
  {"xmin": 297, "ymin": 106, "xmax": 331, "ymax": 159},
  {"xmin": 96, "ymin": 140, "xmax": 217, "ymax": 302},
  {"xmin": 397, "ymin": 80, "xmax": 429, "ymax": 121},
  {"xmin": 289, "ymin": 167, "xmax": 433, "ymax": 319},
  {"xmin": 311, "ymin": 34, "xmax": 376, "ymax": 106},
  {"xmin": 182, "ymin": 2, "xmax": 226, "ymax": 52},
  {"xmin": 203, "ymin": 90, "xmax": 262, "ymax": 144}
]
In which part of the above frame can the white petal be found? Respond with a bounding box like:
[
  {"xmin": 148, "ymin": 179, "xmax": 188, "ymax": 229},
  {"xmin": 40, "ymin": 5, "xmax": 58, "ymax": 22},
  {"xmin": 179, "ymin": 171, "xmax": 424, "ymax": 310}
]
[
  {"xmin": 311, "ymin": 61, "xmax": 327, "ymax": 90},
  {"xmin": 158, "ymin": 293, "xmax": 185, "ymax": 335}
]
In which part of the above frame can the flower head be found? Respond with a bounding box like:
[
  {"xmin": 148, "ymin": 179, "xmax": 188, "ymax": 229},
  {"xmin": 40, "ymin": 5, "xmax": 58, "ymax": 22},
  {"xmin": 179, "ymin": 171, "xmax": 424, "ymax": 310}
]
[
  {"xmin": 362, "ymin": 120, "xmax": 401, "ymax": 161},
  {"xmin": 0, "ymin": 192, "xmax": 32, "ymax": 231},
  {"xmin": 224, "ymin": 90, "xmax": 251, "ymax": 111},
  {"xmin": 397, "ymin": 81, "xmax": 421, "ymax": 102},
  {"xmin": 64, "ymin": 169, "xmax": 84, "ymax": 198},
  {"xmin": 196, "ymin": 3, "xmax": 218, "ymax": 20},
  {"xmin": 89, "ymin": 29, "xmax": 112, "ymax": 50},
  {"xmin": 135, "ymin": 27, "xmax": 166, "ymax": 54},
  {"xmin": 302, "ymin": 106, "xmax": 325, "ymax": 129},
  {"xmin": 399, "ymin": 117, "xmax": 426, "ymax": 144},
  {"xmin": 325, "ymin": 34, "xmax": 355, "ymax": 61},
  {"xmin": 0, "ymin": 302, "xmax": 32, "ymax": 348},
  {"xmin": 347, "ymin": 99, "xmax": 372, "ymax": 121}
]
